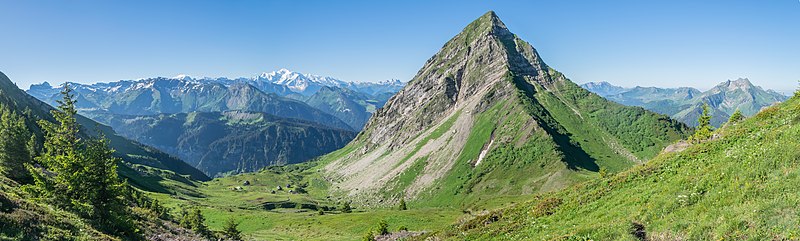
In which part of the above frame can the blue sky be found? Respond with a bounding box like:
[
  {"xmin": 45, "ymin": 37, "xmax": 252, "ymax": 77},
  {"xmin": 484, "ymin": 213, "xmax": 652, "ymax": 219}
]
[{"xmin": 1, "ymin": 0, "xmax": 798, "ymax": 94}]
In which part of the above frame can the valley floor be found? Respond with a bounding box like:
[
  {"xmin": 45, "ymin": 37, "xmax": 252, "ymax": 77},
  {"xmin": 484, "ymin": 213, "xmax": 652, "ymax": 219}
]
[{"xmin": 145, "ymin": 166, "xmax": 480, "ymax": 240}]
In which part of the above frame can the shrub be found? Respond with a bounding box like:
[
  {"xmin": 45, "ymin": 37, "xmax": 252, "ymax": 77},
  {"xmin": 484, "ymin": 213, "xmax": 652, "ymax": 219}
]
[{"xmin": 532, "ymin": 197, "xmax": 562, "ymax": 217}]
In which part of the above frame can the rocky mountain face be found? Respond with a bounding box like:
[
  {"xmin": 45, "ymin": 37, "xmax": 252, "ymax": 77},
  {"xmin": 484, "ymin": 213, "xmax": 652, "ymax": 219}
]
[
  {"xmin": 87, "ymin": 110, "xmax": 356, "ymax": 177},
  {"xmin": 582, "ymin": 78, "xmax": 788, "ymax": 127},
  {"xmin": 0, "ymin": 71, "xmax": 210, "ymax": 183},
  {"xmin": 321, "ymin": 11, "xmax": 691, "ymax": 207}
]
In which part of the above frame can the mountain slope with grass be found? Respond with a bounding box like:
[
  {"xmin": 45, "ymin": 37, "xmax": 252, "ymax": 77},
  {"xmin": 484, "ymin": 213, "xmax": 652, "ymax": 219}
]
[
  {"xmin": 583, "ymin": 78, "xmax": 788, "ymax": 127},
  {"xmin": 433, "ymin": 91, "xmax": 800, "ymax": 240},
  {"xmin": 320, "ymin": 11, "xmax": 691, "ymax": 208},
  {"xmin": 87, "ymin": 110, "xmax": 357, "ymax": 177}
]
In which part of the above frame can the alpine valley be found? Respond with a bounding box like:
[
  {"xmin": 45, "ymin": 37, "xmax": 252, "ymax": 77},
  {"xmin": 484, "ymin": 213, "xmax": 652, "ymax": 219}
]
[{"xmin": 1, "ymin": 9, "xmax": 798, "ymax": 241}]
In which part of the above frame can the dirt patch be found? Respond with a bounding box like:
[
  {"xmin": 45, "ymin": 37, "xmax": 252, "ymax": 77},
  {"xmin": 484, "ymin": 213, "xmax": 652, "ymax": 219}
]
[
  {"xmin": 375, "ymin": 230, "xmax": 426, "ymax": 241},
  {"xmin": 662, "ymin": 140, "xmax": 691, "ymax": 153}
]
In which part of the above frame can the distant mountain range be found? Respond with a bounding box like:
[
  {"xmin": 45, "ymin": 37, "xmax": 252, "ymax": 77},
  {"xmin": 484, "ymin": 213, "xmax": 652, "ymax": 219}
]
[
  {"xmin": 27, "ymin": 69, "xmax": 405, "ymax": 130},
  {"xmin": 581, "ymin": 79, "xmax": 788, "ymax": 127},
  {"xmin": 26, "ymin": 69, "xmax": 403, "ymax": 176}
]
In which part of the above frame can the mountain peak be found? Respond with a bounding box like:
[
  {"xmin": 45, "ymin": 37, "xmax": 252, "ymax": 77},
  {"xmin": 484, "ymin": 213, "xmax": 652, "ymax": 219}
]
[
  {"xmin": 718, "ymin": 78, "xmax": 754, "ymax": 91},
  {"xmin": 466, "ymin": 10, "xmax": 509, "ymax": 37},
  {"xmin": 173, "ymin": 74, "xmax": 193, "ymax": 81}
]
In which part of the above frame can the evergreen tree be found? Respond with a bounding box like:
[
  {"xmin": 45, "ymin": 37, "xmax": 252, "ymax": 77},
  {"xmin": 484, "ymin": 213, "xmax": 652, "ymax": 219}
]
[
  {"xmin": 222, "ymin": 217, "xmax": 243, "ymax": 241},
  {"xmin": 0, "ymin": 105, "xmax": 32, "ymax": 182},
  {"xmin": 340, "ymin": 201, "xmax": 352, "ymax": 213},
  {"xmin": 185, "ymin": 208, "xmax": 212, "ymax": 239},
  {"xmin": 28, "ymin": 84, "xmax": 131, "ymax": 233},
  {"xmin": 398, "ymin": 198, "xmax": 407, "ymax": 211},
  {"xmin": 727, "ymin": 109, "xmax": 744, "ymax": 125},
  {"xmin": 82, "ymin": 134, "xmax": 128, "ymax": 229},
  {"xmin": 376, "ymin": 219, "xmax": 389, "ymax": 235},
  {"xmin": 362, "ymin": 230, "xmax": 375, "ymax": 241},
  {"xmin": 691, "ymin": 103, "xmax": 714, "ymax": 143},
  {"xmin": 795, "ymin": 80, "xmax": 799, "ymax": 98}
]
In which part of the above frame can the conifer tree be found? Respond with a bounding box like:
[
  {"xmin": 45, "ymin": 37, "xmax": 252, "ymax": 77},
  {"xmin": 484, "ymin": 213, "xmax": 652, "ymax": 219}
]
[
  {"xmin": 187, "ymin": 208, "xmax": 212, "ymax": 238},
  {"xmin": 727, "ymin": 109, "xmax": 744, "ymax": 125},
  {"xmin": 0, "ymin": 105, "xmax": 32, "ymax": 182},
  {"xmin": 398, "ymin": 198, "xmax": 407, "ymax": 210},
  {"xmin": 691, "ymin": 103, "xmax": 714, "ymax": 143},
  {"xmin": 376, "ymin": 219, "xmax": 389, "ymax": 235},
  {"xmin": 29, "ymin": 84, "xmax": 130, "ymax": 232},
  {"xmin": 340, "ymin": 201, "xmax": 352, "ymax": 213},
  {"xmin": 222, "ymin": 217, "xmax": 243, "ymax": 241}
]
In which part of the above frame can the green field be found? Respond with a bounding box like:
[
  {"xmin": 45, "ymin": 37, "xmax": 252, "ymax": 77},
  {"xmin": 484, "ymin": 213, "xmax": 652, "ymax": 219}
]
[{"xmin": 145, "ymin": 164, "xmax": 471, "ymax": 240}]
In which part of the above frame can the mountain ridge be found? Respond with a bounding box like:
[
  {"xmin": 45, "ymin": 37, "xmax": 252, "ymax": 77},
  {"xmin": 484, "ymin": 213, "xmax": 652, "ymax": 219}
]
[{"xmin": 582, "ymin": 78, "xmax": 788, "ymax": 126}]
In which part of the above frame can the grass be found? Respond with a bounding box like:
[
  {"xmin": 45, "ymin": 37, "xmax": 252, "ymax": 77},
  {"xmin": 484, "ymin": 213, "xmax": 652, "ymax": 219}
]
[
  {"xmin": 147, "ymin": 163, "xmax": 466, "ymax": 240},
  {"xmin": 431, "ymin": 95, "xmax": 800, "ymax": 240}
]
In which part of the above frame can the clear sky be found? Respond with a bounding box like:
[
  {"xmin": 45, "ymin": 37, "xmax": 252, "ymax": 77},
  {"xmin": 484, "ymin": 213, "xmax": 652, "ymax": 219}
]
[{"xmin": 1, "ymin": 0, "xmax": 798, "ymax": 94}]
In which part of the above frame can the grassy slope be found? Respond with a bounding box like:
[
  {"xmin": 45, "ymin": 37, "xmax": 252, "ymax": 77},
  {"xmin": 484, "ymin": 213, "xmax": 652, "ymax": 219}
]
[
  {"xmin": 0, "ymin": 176, "xmax": 111, "ymax": 240},
  {"xmin": 433, "ymin": 94, "xmax": 800, "ymax": 240}
]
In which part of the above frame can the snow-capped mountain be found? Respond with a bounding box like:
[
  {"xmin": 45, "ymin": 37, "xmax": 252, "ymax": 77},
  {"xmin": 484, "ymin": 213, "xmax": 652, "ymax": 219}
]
[
  {"xmin": 250, "ymin": 68, "xmax": 404, "ymax": 96},
  {"xmin": 27, "ymin": 69, "xmax": 405, "ymax": 130}
]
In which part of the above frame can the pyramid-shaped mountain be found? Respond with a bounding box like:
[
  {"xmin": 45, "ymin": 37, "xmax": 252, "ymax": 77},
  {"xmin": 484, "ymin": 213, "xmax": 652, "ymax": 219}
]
[{"xmin": 321, "ymin": 11, "xmax": 691, "ymax": 206}]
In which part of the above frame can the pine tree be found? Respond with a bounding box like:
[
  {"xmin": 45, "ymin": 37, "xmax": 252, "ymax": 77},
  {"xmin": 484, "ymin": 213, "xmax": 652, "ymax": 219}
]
[
  {"xmin": 795, "ymin": 80, "xmax": 799, "ymax": 98},
  {"xmin": 82, "ymin": 134, "xmax": 127, "ymax": 229},
  {"xmin": 28, "ymin": 84, "xmax": 131, "ymax": 233},
  {"xmin": 398, "ymin": 198, "xmax": 407, "ymax": 210},
  {"xmin": 727, "ymin": 109, "xmax": 744, "ymax": 125},
  {"xmin": 691, "ymin": 103, "xmax": 714, "ymax": 143},
  {"xmin": 340, "ymin": 201, "xmax": 352, "ymax": 213},
  {"xmin": 376, "ymin": 219, "xmax": 389, "ymax": 235},
  {"xmin": 0, "ymin": 105, "xmax": 32, "ymax": 183},
  {"xmin": 222, "ymin": 217, "xmax": 243, "ymax": 241},
  {"xmin": 189, "ymin": 208, "xmax": 212, "ymax": 238},
  {"xmin": 33, "ymin": 84, "xmax": 86, "ymax": 208}
]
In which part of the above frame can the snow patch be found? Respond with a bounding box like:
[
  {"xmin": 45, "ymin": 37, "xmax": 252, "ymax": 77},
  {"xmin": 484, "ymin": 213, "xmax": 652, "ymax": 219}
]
[{"xmin": 475, "ymin": 138, "xmax": 494, "ymax": 166}]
